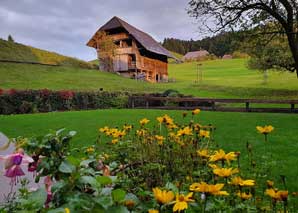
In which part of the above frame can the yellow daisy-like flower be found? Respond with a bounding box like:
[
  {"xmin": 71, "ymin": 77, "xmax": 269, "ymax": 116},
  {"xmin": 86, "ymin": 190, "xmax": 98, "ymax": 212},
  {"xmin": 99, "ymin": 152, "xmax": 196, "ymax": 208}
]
[
  {"xmin": 155, "ymin": 135, "xmax": 165, "ymax": 145},
  {"xmin": 197, "ymin": 149, "xmax": 209, "ymax": 159},
  {"xmin": 237, "ymin": 191, "xmax": 252, "ymax": 200},
  {"xmin": 192, "ymin": 109, "xmax": 201, "ymax": 115},
  {"xmin": 199, "ymin": 130, "xmax": 210, "ymax": 138},
  {"xmin": 148, "ymin": 210, "xmax": 159, "ymax": 213},
  {"xmin": 209, "ymin": 149, "xmax": 237, "ymax": 164},
  {"xmin": 111, "ymin": 139, "xmax": 119, "ymax": 144},
  {"xmin": 86, "ymin": 147, "xmax": 95, "ymax": 153},
  {"xmin": 173, "ymin": 192, "xmax": 194, "ymax": 212},
  {"xmin": 136, "ymin": 129, "xmax": 147, "ymax": 137},
  {"xmin": 152, "ymin": 187, "xmax": 175, "ymax": 205},
  {"xmin": 64, "ymin": 208, "xmax": 70, "ymax": 213},
  {"xmin": 189, "ymin": 182, "xmax": 229, "ymax": 196},
  {"xmin": 213, "ymin": 167, "xmax": 239, "ymax": 178},
  {"xmin": 123, "ymin": 124, "xmax": 133, "ymax": 131},
  {"xmin": 99, "ymin": 126, "xmax": 109, "ymax": 133},
  {"xmin": 265, "ymin": 189, "xmax": 288, "ymax": 201},
  {"xmin": 177, "ymin": 126, "xmax": 192, "ymax": 137},
  {"xmin": 124, "ymin": 199, "xmax": 135, "ymax": 209},
  {"xmin": 140, "ymin": 118, "xmax": 150, "ymax": 125},
  {"xmin": 229, "ymin": 176, "xmax": 255, "ymax": 187},
  {"xmin": 256, "ymin": 125, "xmax": 274, "ymax": 134}
]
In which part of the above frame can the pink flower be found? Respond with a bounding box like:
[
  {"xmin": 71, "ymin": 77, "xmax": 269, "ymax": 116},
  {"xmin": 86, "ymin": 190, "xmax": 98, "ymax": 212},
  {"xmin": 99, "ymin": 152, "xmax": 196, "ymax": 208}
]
[{"xmin": 0, "ymin": 148, "xmax": 33, "ymax": 185}]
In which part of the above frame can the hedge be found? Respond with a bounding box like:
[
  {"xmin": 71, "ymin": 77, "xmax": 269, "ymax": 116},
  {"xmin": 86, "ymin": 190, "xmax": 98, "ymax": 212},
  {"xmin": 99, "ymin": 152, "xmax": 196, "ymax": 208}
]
[{"xmin": 0, "ymin": 89, "xmax": 129, "ymax": 115}]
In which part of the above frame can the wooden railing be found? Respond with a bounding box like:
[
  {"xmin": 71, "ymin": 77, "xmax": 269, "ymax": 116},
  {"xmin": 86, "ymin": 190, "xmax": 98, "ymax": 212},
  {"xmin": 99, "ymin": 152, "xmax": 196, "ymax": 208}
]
[
  {"xmin": 137, "ymin": 57, "xmax": 167, "ymax": 74},
  {"xmin": 129, "ymin": 96, "xmax": 298, "ymax": 113}
]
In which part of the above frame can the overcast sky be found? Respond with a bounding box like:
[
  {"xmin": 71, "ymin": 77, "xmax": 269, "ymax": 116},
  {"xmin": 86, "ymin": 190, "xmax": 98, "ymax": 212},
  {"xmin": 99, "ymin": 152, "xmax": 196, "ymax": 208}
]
[{"xmin": 0, "ymin": 0, "xmax": 204, "ymax": 61}]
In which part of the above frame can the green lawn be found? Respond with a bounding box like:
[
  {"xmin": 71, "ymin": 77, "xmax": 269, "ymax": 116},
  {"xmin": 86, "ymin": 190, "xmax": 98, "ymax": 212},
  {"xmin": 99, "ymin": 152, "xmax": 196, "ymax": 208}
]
[
  {"xmin": 0, "ymin": 109, "xmax": 297, "ymax": 191},
  {"xmin": 1, "ymin": 59, "xmax": 298, "ymax": 99}
]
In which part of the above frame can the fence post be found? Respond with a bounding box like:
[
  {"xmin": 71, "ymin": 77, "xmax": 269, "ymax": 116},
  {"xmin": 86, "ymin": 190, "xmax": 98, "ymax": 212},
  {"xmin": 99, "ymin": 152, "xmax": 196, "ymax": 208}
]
[
  {"xmin": 146, "ymin": 100, "xmax": 149, "ymax": 109},
  {"xmin": 131, "ymin": 98, "xmax": 135, "ymax": 109},
  {"xmin": 245, "ymin": 102, "xmax": 250, "ymax": 112},
  {"xmin": 291, "ymin": 103, "xmax": 295, "ymax": 112}
]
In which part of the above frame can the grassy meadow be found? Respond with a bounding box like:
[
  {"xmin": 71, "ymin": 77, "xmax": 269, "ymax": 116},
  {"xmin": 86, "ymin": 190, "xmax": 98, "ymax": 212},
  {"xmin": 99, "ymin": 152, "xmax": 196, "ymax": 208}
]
[
  {"xmin": 1, "ymin": 59, "xmax": 298, "ymax": 99},
  {"xmin": 0, "ymin": 109, "xmax": 298, "ymax": 191}
]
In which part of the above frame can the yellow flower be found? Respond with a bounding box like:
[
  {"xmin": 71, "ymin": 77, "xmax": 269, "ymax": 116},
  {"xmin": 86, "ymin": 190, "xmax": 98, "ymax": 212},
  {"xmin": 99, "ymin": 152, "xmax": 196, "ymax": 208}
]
[
  {"xmin": 123, "ymin": 124, "xmax": 133, "ymax": 131},
  {"xmin": 189, "ymin": 182, "xmax": 229, "ymax": 196},
  {"xmin": 192, "ymin": 109, "xmax": 201, "ymax": 115},
  {"xmin": 148, "ymin": 210, "xmax": 159, "ymax": 213},
  {"xmin": 136, "ymin": 129, "xmax": 147, "ymax": 137},
  {"xmin": 197, "ymin": 149, "xmax": 209, "ymax": 159},
  {"xmin": 155, "ymin": 135, "xmax": 165, "ymax": 145},
  {"xmin": 230, "ymin": 176, "xmax": 255, "ymax": 187},
  {"xmin": 99, "ymin": 126, "xmax": 109, "ymax": 133},
  {"xmin": 173, "ymin": 192, "xmax": 194, "ymax": 212},
  {"xmin": 152, "ymin": 187, "xmax": 175, "ymax": 205},
  {"xmin": 199, "ymin": 130, "xmax": 210, "ymax": 138},
  {"xmin": 237, "ymin": 191, "xmax": 252, "ymax": 200},
  {"xmin": 140, "ymin": 118, "xmax": 150, "ymax": 125},
  {"xmin": 266, "ymin": 180, "xmax": 274, "ymax": 188},
  {"xmin": 64, "ymin": 208, "xmax": 70, "ymax": 213},
  {"xmin": 209, "ymin": 149, "xmax": 237, "ymax": 164},
  {"xmin": 213, "ymin": 167, "xmax": 239, "ymax": 178},
  {"xmin": 124, "ymin": 200, "xmax": 135, "ymax": 209},
  {"xmin": 86, "ymin": 147, "xmax": 95, "ymax": 153},
  {"xmin": 265, "ymin": 189, "xmax": 288, "ymax": 201},
  {"xmin": 256, "ymin": 125, "xmax": 274, "ymax": 134},
  {"xmin": 177, "ymin": 126, "xmax": 192, "ymax": 137},
  {"xmin": 111, "ymin": 139, "xmax": 119, "ymax": 144}
]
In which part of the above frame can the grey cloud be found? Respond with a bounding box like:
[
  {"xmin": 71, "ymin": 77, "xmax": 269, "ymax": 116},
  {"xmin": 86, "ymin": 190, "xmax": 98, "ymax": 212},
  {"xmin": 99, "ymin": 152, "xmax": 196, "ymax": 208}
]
[{"xmin": 0, "ymin": 0, "xmax": 203, "ymax": 61}]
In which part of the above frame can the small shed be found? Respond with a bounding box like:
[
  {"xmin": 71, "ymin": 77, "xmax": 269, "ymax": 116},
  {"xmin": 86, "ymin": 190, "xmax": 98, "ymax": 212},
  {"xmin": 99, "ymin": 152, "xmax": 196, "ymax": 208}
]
[
  {"xmin": 182, "ymin": 50, "xmax": 209, "ymax": 61},
  {"xmin": 222, "ymin": 54, "xmax": 233, "ymax": 59}
]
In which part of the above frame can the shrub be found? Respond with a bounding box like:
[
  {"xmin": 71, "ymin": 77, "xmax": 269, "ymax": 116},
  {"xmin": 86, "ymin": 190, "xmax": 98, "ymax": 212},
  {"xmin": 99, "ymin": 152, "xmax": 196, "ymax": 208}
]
[{"xmin": 0, "ymin": 89, "xmax": 129, "ymax": 114}]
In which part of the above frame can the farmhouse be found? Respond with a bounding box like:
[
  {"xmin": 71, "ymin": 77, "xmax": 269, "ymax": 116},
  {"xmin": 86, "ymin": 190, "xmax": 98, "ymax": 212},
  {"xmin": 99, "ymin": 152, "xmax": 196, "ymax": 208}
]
[
  {"xmin": 87, "ymin": 16, "xmax": 174, "ymax": 83},
  {"xmin": 182, "ymin": 50, "xmax": 209, "ymax": 61}
]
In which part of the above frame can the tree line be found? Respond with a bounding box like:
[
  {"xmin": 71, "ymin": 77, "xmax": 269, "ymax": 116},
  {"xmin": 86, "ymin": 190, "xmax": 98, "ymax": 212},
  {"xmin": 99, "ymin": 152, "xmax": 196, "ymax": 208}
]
[{"xmin": 162, "ymin": 31, "xmax": 246, "ymax": 57}]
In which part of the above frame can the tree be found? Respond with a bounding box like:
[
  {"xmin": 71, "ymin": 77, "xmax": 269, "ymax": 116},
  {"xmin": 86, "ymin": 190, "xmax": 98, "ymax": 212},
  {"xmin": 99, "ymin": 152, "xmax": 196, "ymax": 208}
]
[
  {"xmin": 8, "ymin": 35, "xmax": 14, "ymax": 43},
  {"xmin": 95, "ymin": 31, "xmax": 117, "ymax": 72},
  {"xmin": 188, "ymin": 0, "xmax": 298, "ymax": 76}
]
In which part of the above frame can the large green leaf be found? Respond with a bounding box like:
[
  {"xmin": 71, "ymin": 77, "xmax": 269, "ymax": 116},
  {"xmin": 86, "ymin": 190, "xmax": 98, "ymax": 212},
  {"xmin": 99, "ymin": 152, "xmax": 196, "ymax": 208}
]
[
  {"xmin": 96, "ymin": 176, "xmax": 112, "ymax": 185},
  {"xmin": 106, "ymin": 205, "xmax": 129, "ymax": 213},
  {"xmin": 59, "ymin": 160, "xmax": 76, "ymax": 173},
  {"xmin": 111, "ymin": 189, "xmax": 126, "ymax": 203}
]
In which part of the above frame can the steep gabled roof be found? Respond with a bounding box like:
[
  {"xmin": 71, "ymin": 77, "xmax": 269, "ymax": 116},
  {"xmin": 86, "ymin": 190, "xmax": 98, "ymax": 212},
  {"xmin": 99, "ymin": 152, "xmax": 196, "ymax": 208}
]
[
  {"xmin": 87, "ymin": 16, "xmax": 174, "ymax": 58},
  {"xmin": 182, "ymin": 50, "xmax": 209, "ymax": 60}
]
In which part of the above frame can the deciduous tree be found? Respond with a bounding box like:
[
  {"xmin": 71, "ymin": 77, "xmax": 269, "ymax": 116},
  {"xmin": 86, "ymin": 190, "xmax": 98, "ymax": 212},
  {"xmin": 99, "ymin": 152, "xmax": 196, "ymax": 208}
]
[{"xmin": 188, "ymin": 0, "xmax": 298, "ymax": 76}]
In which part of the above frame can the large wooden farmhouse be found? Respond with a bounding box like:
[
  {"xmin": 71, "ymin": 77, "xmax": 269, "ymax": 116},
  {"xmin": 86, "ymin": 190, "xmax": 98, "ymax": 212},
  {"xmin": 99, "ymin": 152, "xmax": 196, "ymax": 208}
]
[{"xmin": 87, "ymin": 16, "xmax": 174, "ymax": 83}]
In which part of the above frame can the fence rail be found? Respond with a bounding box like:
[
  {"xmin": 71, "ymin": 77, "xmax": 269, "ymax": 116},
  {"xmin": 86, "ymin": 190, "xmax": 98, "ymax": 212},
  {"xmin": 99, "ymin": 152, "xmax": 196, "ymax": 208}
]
[{"xmin": 129, "ymin": 96, "xmax": 298, "ymax": 113}]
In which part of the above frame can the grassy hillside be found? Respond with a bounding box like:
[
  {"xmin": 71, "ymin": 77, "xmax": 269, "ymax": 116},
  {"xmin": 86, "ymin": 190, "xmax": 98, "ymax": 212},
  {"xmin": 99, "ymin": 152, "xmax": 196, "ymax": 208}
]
[
  {"xmin": 1, "ymin": 109, "xmax": 298, "ymax": 191},
  {"xmin": 168, "ymin": 51, "xmax": 183, "ymax": 63},
  {"xmin": 0, "ymin": 39, "xmax": 94, "ymax": 69},
  {"xmin": 1, "ymin": 59, "xmax": 298, "ymax": 99}
]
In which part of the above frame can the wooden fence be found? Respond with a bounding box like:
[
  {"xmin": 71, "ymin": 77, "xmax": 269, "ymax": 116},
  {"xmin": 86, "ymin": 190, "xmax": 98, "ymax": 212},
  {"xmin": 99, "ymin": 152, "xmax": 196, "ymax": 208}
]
[{"xmin": 128, "ymin": 96, "xmax": 298, "ymax": 113}]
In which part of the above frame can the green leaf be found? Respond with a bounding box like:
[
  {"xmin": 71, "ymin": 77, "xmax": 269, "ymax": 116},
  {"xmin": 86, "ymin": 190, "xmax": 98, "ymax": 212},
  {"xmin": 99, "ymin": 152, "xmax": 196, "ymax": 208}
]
[
  {"xmin": 80, "ymin": 175, "xmax": 99, "ymax": 187},
  {"xmin": 59, "ymin": 160, "xmax": 76, "ymax": 173},
  {"xmin": 97, "ymin": 176, "xmax": 112, "ymax": 185},
  {"xmin": 106, "ymin": 205, "xmax": 129, "ymax": 213},
  {"xmin": 95, "ymin": 196, "xmax": 113, "ymax": 209},
  {"xmin": 47, "ymin": 208, "xmax": 65, "ymax": 213},
  {"xmin": 80, "ymin": 159, "xmax": 96, "ymax": 167},
  {"xmin": 112, "ymin": 189, "xmax": 126, "ymax": 203}
]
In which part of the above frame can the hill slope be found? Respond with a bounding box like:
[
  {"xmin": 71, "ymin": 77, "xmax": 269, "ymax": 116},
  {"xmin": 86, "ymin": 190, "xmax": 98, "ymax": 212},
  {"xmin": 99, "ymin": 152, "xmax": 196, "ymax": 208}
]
[
  {"xmin": 0, "ymin": 39, "xmax": 95, "ymax": 69},
  {"xmin": 1, "ymin": 59, "xmax": 298, "ymax": 99}
]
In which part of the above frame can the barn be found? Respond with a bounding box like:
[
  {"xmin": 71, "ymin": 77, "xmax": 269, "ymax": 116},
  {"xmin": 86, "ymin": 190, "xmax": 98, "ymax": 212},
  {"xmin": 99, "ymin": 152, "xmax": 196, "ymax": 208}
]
[
  {"xmin": 87, "ymin": 16, "xmax": 175, "ymax": 83},
  {"xmin": 182, "ymin": 50, "xmax": 210, "ymax": 61}
]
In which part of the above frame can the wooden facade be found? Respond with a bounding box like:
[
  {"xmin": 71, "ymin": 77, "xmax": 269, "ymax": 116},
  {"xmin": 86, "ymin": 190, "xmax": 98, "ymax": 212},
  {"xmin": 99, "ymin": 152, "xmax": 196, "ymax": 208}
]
[{"xmin": 87, "ymin": 16, "xmax": 174, "ymax": 83}]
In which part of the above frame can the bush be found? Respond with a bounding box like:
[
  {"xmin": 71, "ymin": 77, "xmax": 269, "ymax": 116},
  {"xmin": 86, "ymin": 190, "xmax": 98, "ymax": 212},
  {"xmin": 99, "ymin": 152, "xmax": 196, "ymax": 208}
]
[{"xmin": 0, "ymin": 89, "xmax": 129, "ymax": 114}]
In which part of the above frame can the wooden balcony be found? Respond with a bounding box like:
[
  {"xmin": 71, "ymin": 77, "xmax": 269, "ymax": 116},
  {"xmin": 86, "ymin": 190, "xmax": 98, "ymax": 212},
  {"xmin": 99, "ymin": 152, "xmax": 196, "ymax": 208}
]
[
  {"xmin": 116, "ymin": 47, "xmax": 136, "ymax": 55},
  {"xmin": 136, "ymin": 56, "xmax": 167, "ymax": 74}
]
